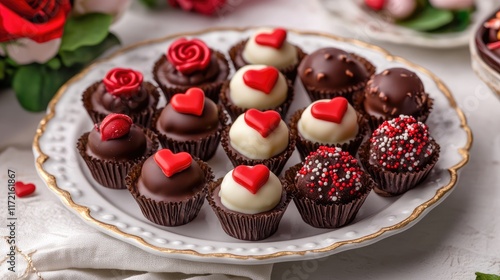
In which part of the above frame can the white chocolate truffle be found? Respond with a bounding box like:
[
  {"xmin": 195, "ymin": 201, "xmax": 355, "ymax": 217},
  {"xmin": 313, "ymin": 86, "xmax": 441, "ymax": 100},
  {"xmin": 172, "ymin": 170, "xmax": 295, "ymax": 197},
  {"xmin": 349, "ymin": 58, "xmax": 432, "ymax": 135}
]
[
  {"xmin": 242, "ymin": 28, "xmax": 298, "ymax": 69},
  {"xmin": 298, "ymin": 99, "xmax": 359, "ymax": 144},
  {"xmin": 229, "ymin": 64, "xmax": 288, "ymax": 110},
  {"xmin": 219, "ymin": 168, "xmax": 282, "ymax": 214},
  {"xmin": 229, "ymin": 112, "xmax": 289, "ymax": 160},
  {"xmin": 385, "ymin": 0, "xmax": 416, "ymax": 20}
]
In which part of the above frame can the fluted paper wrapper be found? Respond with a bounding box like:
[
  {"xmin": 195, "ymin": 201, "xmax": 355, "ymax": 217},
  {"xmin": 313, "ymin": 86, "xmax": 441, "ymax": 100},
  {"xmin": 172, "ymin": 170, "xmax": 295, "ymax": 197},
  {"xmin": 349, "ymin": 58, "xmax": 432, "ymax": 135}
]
[
  {"xmin": 206, "ymin": 178, "xmax": 293, "ymax": 241},
  {"xmin": 220, "ymin": 125, "xmax": 296, "ymax": 175},
  {"xmin": 289, "ymin": 109, "xmax": 368, "ymax": 160},
  {"xmin": 76, "ymin": 129, "xmax": 159, "ymax": 189},
  {"xmin": 219, "ymin": 79, "xmax": 295, "ymax": 122},
  {"xmin": 152, "ymin": 51, "xmax": 229, "ymax": 104},
  {"xmin": 353, "ymin": 91, "xmax": 434, "ymax": 132},
  {"xmin": 358, "ymin": 139, "xmax": 440, "ymax": 196},
  {"xmin": 228, "ymin": 39, "xmax": 307, "ymax": 82},
  {"xmin": 154, "ymin": 105, "xmax": 228, "ymax": 161},
  {"xmin": 284, "ymin": 163, "xmax": 373, "ymax": 228},
  {"xmin": 126, "ymin": 159, "xmax": 213, "ymax": 227},
  {"xmin": 82, "ymin": 81, "xmax": 160, "ymax": 127},
  {"xmin": 301, "ymin": 53, "xmax": 376, "ymax": 104}
]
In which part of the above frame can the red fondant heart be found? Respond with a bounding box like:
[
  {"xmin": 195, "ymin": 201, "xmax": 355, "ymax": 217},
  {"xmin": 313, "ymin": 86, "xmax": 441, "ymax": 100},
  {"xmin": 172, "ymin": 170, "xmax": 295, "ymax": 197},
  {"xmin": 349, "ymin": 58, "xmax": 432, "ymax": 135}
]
[
  {"xmin": 311, "ymin": 97, "xmax": 349, "ymax": 124},
  {"xmin": 154, "ymin": 149, "xmax": 192, "ymax": 177},
  {"xmin": 255, "ymin": 28, "xmax": 287, "ymax": 49},
  {"xmin": 170, "ymin": 87, "xmax": 205, "ymax": 116},
  {"xmin": 99, "ymin": 113, "xmax": 133, "ymax": 141},
  {"xmin": 232, "ymin": 165, "xmax": 270, "ymax": 194},
  {"xmin": 244, "ymin": 109, "xmax": 281, "ymax": 138},
  {"xmin": 242, "ymin": 67, "xmax": 279, "ymax": 94},
  {"xmin": 15, "ymin": 182, "xmax": 36, "ymax": 197}
]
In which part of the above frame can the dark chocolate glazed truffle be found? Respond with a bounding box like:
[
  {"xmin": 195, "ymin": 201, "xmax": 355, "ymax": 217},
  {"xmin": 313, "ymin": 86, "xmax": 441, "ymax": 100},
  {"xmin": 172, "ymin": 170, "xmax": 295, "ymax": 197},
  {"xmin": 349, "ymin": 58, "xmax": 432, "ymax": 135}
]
[
  {"xmin": 298, "ymin": 48, "xmax": 370, "ymax": 91},
  {"xmin": 137, "ymin": 155, "xmax": 205, "ymax": 202},
  {"xmin": 156, "ymin": 97, "xmax": 219, "ymax": 141},
  {"xmin": 368, "ymin": 115, "xmax": 437, "ymax": 172},
  {"xmin": 295, "ymin": 146, "xmax": 367, "ymax": 204},
  {"xmin": 475, "ymin": 10, "xmax": 500, "ymax": 73},
  {"xmin": 87, "ymin": 125, "xmax": 148, "ymax": 161},
  {"xmin": 90, "ymin": 83, "xmax": 153, "ymax": 114},
  {"xmin": 363, "ymin": 68, "xmax": 428, "ymax": 119}
]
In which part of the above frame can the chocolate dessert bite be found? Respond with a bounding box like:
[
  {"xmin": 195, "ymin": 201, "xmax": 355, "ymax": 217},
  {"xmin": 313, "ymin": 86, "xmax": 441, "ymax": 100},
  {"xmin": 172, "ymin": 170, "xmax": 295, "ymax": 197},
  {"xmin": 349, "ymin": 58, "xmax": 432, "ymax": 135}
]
[{"xmin": 475, "ymin": 11, "xmax": 500, "ymax": 73}]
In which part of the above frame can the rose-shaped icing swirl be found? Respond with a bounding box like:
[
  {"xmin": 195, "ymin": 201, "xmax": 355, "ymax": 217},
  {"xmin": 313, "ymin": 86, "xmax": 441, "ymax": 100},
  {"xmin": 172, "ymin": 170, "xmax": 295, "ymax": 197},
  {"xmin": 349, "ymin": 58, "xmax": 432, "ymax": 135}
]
[
  {"xmin": 103, "ymin": 68, "xmax": 144, "ymax": 97},
  {"xmin": 167, "ymin": 38, "xmax": 211, "ymax": 75}
]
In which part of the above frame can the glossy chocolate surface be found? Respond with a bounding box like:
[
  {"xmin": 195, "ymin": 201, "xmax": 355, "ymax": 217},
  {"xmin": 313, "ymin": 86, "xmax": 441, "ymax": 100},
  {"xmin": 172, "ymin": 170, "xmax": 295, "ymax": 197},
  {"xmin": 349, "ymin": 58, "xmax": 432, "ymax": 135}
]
[
  {"xmin": 475, "ymin": 10, "xmax": 500, "ymax": 73},
  {"xmin": 86, "ymin": 125, "xmax": 149, "ymax": 161},
  {"xmin": 90, "ymin": 83, "xmax": 153, "ymax": 114}
]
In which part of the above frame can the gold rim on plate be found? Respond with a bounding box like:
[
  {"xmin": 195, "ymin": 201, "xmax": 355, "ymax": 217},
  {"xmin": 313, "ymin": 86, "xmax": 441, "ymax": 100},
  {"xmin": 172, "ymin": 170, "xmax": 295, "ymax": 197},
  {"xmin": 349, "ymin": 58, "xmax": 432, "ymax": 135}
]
[{"xmin": 33, "ymin": 27, "xmax": 472, "ymax": 261}]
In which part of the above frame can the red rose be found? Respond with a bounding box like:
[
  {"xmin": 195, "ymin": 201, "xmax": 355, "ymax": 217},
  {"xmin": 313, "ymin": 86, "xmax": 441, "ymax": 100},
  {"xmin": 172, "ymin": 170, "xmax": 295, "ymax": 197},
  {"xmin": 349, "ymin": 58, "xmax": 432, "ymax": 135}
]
[
  {"xmin": 0, "ymin": 0, "xmax": 72, "ymax": 43},
  {"xmin": 103, "ymin": 68, "xmax": 144, "ymax": 97},
  {"xmin": 168, "ymin": 0, "xmax": 226, "ymax": 16},
  {"xmin": 167, "ymin": 38, "xmax": 211, "ymax": 75}
]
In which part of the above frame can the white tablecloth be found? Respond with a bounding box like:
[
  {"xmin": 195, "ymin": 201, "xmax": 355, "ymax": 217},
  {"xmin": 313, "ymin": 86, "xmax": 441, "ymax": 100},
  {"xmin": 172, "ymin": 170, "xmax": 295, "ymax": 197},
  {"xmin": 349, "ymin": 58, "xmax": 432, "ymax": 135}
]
[{"xmin": 0, "ymin": 0, "xmax": 499, "ymax": 279}]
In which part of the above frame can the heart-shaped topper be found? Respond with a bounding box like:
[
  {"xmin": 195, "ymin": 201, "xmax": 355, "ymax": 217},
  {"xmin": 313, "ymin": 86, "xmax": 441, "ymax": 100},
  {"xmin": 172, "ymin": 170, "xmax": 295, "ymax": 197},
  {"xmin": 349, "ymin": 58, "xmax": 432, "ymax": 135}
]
[
  {"xmin": 242, "ymin": 66, "xmax": 279, "ymax": 94},
  {"xmin": 254, "ymin": 28, "xmax": 287, "ymax": 49},
  {"xmin": 311, "ymin": 97, "xmax": 349, "ymax": 124},
  {"xmin": 15, "ymin": 181, "xmax": 36, "ymax": 198},
  {"xmin": 170, "ymin": 87, "xmax": 205, "ymax": 116},
  {"xmin": 98, "ymin": 113, "xmax": 133, "ymax": 141},
  {"xmin": 154, "ymin": 149, "xmax": 192, "ymax": 177},
  {"xmin": 244, "ymin": 109, "xmax": 281, "ymax": 138},
  {"xmin": 232, "ymin": 164, "xmax": 270, "ymax": 194}
]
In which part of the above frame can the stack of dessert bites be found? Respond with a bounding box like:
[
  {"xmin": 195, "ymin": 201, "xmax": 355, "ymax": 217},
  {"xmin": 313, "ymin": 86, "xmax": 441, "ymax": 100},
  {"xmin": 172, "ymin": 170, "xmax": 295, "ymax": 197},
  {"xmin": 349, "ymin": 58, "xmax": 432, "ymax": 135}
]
[{"xmin": 77, "ymin": 28, "xmax": 440, "ymax": 241}]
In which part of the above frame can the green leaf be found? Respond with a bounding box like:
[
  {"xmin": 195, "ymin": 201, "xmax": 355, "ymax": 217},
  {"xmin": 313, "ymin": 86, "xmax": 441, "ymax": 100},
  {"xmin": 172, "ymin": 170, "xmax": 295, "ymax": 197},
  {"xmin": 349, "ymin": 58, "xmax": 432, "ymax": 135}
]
[
  {"xmin": 60, "ymin": 13, "xmax": 113, "ymax": 52},
  {"xmin": 13, "ymin": 64, "xmax": 80, "ymax": 111},
  {"xmin": 398, "ymin": 6, "xmax": 454, "ymax": 31},
  {"xmin": 46, "ymin": 57, "xmax": 61, "ymax": 70},
  {"xmin": 0, "ymin": 59, "xmax": 5, "ymax": 80},
  {"xmin": 59, "ymin": 33, "xmax": 120, "ymax": 67},
  {"xmin": 140, "ymin": 0, "xmax": 160, "ymax": 8},
  {"xmin": 476, "ymin": 272, "xmax": 500, "ymax": 280}
]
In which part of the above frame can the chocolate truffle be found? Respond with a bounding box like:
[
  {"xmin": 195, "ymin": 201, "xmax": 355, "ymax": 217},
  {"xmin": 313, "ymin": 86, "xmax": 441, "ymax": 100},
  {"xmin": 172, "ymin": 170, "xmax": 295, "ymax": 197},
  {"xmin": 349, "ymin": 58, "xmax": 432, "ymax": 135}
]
[
  {"xmin": 363, "ymin": 68, "xmax": 429, "ymax": 119},
  {"xmin": 298, "ymin": 47, "xmax": 375, "ymax": 103},
  {"xmin": 475, "ymin": 11, "xmax": 500, "ymax": 73}
]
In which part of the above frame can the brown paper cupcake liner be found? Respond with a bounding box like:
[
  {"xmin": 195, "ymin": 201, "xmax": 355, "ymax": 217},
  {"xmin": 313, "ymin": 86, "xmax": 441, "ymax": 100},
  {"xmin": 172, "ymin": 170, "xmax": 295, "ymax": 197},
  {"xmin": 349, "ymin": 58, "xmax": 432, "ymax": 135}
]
[
  {"xmin": 126, "ymin": 159, "xmax": 213, "ymax": 227},
  {"xmin": 358, "ymin": 139, "xmax": 440, "ymax": 196},
  {"xmin": 76, "ymin": 128, "xmax": 159, "ymax": 189},
  {"xmin": 152, "ymin": 50, "xmax": 229, "ymax": 104},
  {"xmin": 228, "ymin": 39, "xmax": 307, "ymax": 82},
  {"xmin": 301, "ymin": 53, "xmax": 376, "ymax": 104},
  {"xmin": 219, "ymin": 78, "xmax": 295, "ymax": 122},
  {"xmin": 353, "ymin": 91, "xmax": 434, "ymax": 132},
  {"xmin": 220, "ymin": 124, "xmax": 296, "ymax": 175},
  {"xmin": 206, "ymin": 178, "xmax": 293, "ymax": 241},
  {"xmin": 82, "ymin": 81, "xmax": 160, "ymax": 127},
  {"xmin": 153, "ymin": 105, "xmax": 228, "ymax": 161},
  {"xmin": 284, "ymin": 163, "xmax": 373, "ymax": 228},
  {"xmin": 289, "ymin": 109, "xmax": 369, "ymax": 160}
]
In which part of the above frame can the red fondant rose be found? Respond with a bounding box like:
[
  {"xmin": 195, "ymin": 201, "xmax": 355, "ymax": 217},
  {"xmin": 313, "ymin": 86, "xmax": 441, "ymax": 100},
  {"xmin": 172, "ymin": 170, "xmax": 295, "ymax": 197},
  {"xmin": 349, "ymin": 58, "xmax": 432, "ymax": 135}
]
[
  {"xmin": 0, "ymin": 0, "xmax": 71, "ymax": 43},
  {"xmin": 103, "ymin": 68, "xmax": 144, "ymax": 97},
  {"xmin": 167, "ymin": 38, "xmax": 211, "ymax": 75},
  {"xmin": 168, "ymin": 0, "xmax": 226, "ymax": 16}
]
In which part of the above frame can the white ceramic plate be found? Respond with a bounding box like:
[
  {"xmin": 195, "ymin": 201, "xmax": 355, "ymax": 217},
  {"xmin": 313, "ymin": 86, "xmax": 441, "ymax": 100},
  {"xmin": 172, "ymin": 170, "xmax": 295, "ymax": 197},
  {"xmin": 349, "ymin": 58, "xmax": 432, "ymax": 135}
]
[
  {"xmin": 33, "ymin": 28, "xmax": 471, "ymax": 264},
  {"xmin": 319, "ymin": 0, "xmax": 496, "ymax": 48}
]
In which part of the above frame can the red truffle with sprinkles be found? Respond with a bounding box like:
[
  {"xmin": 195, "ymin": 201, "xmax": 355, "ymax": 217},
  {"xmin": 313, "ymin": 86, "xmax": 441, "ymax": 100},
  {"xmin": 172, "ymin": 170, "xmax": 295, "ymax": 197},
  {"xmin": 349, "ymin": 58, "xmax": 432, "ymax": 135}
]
[
  {"xmin": 296, "ymin": 146, "xmax": 366, "ymax": 204},
  {"xmin": 369, "ymin": 115, "xmax": 437, "ymax": 172}
]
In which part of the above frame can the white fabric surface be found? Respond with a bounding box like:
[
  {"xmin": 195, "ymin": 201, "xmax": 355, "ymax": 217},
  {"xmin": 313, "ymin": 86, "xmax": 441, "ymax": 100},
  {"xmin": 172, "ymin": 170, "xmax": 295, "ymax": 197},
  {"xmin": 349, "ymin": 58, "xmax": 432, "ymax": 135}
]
[{"xmin": 0, "ymin": 148, "xmax": 272, "ymax": 280}]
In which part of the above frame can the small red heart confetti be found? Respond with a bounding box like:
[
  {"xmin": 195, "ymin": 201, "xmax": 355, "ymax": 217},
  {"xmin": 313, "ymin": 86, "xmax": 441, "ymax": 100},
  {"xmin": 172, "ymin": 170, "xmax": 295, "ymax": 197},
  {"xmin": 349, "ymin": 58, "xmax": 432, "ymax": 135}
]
[
  {"xmin": 154, "ymin": 149, "xmax": 192, "ymax": 177},
  {"xmin": 311, "ymin": 97, "xmax": 349, "ymax": 124},
  {"xmin": 170, "ymin": 87, "xmax": 205, "ymax": 116},
  {"xmin": 365, "ymin": 0, "xmax": 385, "ymax": 10},
  {"xmin": 98, "ymin": 113, "xmax": 133, "ymax": 141},
  {"xmin": 15, "ymin": 181, "xmax": 36, "ymax": 197},
  {"xmin": 255, "ymin": 28, "xmax": 287, "ymax": 49},
  {"xmin": 242, "ymin": 66, "xmax": 279, "ymax": 94},
  {"xmin": 232, "ymin": 165, "xmax": 270, "ymax": 194},
  {"xmin": 244, "ymin": 109, "xmax": 281, "ymax": 138}
]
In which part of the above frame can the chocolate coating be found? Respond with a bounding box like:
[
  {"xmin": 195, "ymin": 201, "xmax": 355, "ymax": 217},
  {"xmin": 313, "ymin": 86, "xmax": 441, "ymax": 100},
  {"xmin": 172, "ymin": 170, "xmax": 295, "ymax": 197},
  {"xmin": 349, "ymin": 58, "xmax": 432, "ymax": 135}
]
[
  {"xmin": 476, "ymin": 10, "xmax": 500, "ymax": 73},
  {"xmin": 363, "ymin": 68, "xmax": 427, "ymax": 119},
  {"xmin": 90, "ymin": 83, "xmax": 153, "ymax": 114},
  {"xmin": 137, "ymin": 156, "xmax": 205, "ymax": 202},
  {"xmin": 154, "ymin": 50, "xmax": 229, "ymax": 87},
  {"xmin": 298, "ymin": 48, "xmax": 370, "ymax": 90},
  {"xmin": 86, "ymin": 125, "xmax": 149, "ymax": 161},
  {"xmin": 156, "ymin": 99, "xmax": 220, "ymax": 141}
]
